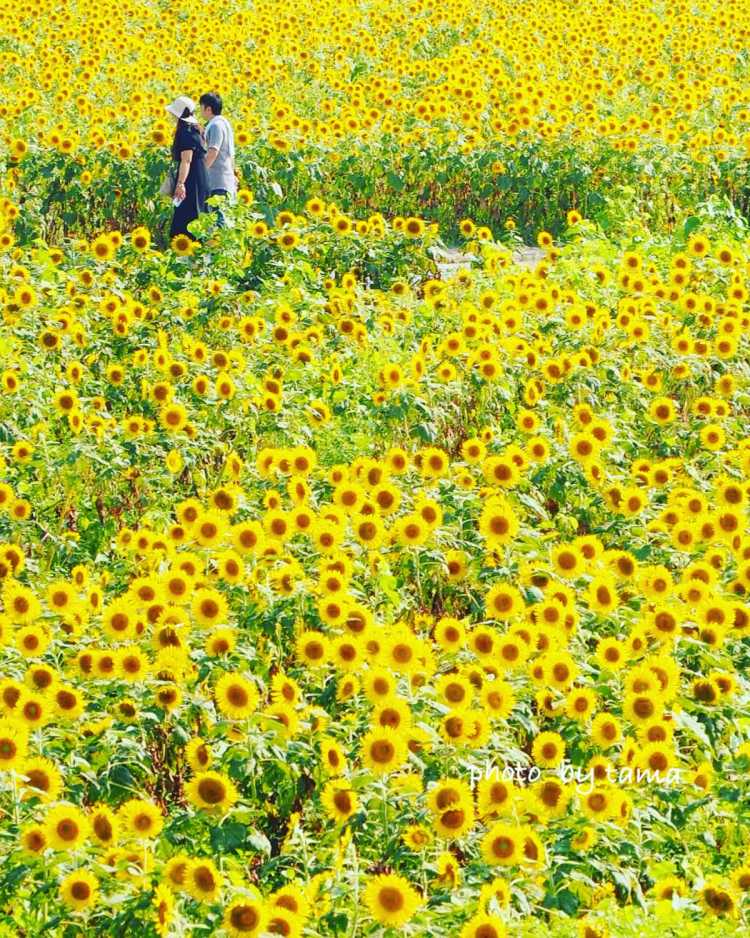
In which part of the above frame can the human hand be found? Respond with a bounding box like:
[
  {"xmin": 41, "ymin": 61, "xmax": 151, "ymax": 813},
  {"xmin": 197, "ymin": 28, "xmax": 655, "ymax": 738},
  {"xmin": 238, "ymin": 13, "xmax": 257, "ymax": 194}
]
[{"xmin": 174, "ymin": 181, "xmax": 186, "ymax": 199}]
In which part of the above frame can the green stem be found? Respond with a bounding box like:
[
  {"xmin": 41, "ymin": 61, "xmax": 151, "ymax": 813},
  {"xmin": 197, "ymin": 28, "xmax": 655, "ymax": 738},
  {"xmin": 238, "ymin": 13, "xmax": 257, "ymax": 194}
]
[
  {"xmin": 349, "ymin": 840, "xmax": 360, "ymax": 938},
  {"xmin": 380, "ymin": 776, "xmax": 390, "ymax": 853}
]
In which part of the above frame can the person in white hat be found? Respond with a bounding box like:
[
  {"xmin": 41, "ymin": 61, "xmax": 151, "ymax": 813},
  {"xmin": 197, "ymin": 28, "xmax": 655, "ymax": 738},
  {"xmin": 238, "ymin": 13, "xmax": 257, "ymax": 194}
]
[{"xmin": 165, "ymin": 96, "xmax": 209, "ymax": 242}]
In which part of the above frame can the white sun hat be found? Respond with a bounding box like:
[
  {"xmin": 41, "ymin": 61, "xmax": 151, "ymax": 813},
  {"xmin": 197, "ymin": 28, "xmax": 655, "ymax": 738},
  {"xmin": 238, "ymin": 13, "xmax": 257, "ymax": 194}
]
[{"xmin": 165, "ymin": 96, "xmax": 199, "ymax": 123}]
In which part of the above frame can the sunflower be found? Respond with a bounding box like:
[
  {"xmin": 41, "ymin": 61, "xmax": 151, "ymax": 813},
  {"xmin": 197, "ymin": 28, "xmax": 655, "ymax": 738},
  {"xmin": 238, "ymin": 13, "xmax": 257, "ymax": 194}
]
[
  {"xmin": 222, "ymin": 896, "xmax": 267, "ymax": 937},
  {"xmin": 171, "ymin": 233, "xmax": 195, "ymax": 256},
  {"xmin": 185, "ymin": 771, "xmax": 239, "ymax": 814},
  {"xmin": 579, "ymin": 787, "xmax": 614, "ymax": 821},
  {"xmin": 159, "ymin": 402, "xmax": 188, "ymax": 432},
  {"xmin": 472, "ymin": 675, "xmax": 513, "ymax": 718},
  {"xmin": 4, "ymin": 583, "xmax": 41, "ymax": 623},
  {"xmin": 687, "ymin": 232, "xmax": 710, "ymax": 257},
  {"xmin": 362, "ymin": 667, "xmax": 398, "ymax": 703},
  {"xmin": 101, "ymin": 598, "xmax": 136, "ymax": 641},
  {"xmin": 118, "ymin": 798, "xmax": 163, "ymax": 841},
  {"xmin": 91, "ymin": 235, "xmax": 115, "ymax": 262},
  {"xmin": 190, "ymin": 508, "xmax": 229, "ymax": 547},
  {"xmin": 261, "ymin": 703, "xmax": 300, "ymax": 738},
  {"xmin": 533, "ymin": 776, "xmax": 573, "ymax": 819},
  {"xmin": 59, "ymin": 869, "xmax": 99, "ymax": 911},
  {"xmin": 403, "ymin": 217, "xmax": 425, "ymax": 238},
  {"xmin": 482, "ymin": 454, "xmax": 521, "ymax": 487},
  {"xmin": 731, "ymin": 865, "xmax": 750, "ymax": 893},
  {"xmin": 328, "ymin": 635, "xmax": 361, "ymax": 673},
  {"xmin": 0, "ymin": 718, "xmax": 29, "ymax": 770},
  {"xmin": 434, "ymin": 673, "xmax": 472, "ymax": 709},
  {"xmin": 130, "ymin": 226, "xmax": 151, "ymax": 252},
  {"xmin": 45, "ymin": 803, "xmax": 90, "ymax": 850},
  {"xmin": 232, "ymin": 520, "xmax": 264, "ymax": 555},
  {"xmin": 700, "ymin": 423, "xmax": 726, "ymax": 451},
  {"xmin": 363, "ymin": 873, "xmax": 422, "ymax": 927},
  {"xmin": 440, "ymin": 548, "xmax": 468, "ymax": 583},
  {"xmin": 267, "ymin": 905, "xmax": 304, "ymax": 938},
  {"xmin": 20, "ymin": 756, "xmax": 63, "ymax": 802},
  {"xmin": 205, "ymin": 627, "xmax": 236, "ymax": 657},
  {"xmin": 578, "ymin": 920, "xmax": 609, "ymax": 938},
  {"xmin": 571, "ymin": 827, "xmax": 598, "ymax": 852},
  {"xmin": 215, "ymin": 673, "xmax": 260, "ymax": 720},
  {"xmin": 532, "ymin": 731, "xmax": 566, "ymax": 768},
  {"xmin": 479, "ymin": 876, "xmax": 511, "ymax": 910},
  {"xmin": 699, "ymin": 876, "xmax": 738, "ymax": 917},
  {"xmin": 117, "ymin": 646, "xmax": 149, "ymax": 682},
  {"xmin": 594, "ymin": 637, "xmax": 626, "ymax": 671},
  {"xmin": 360, "ymin": 727, "xmax": 408, "ymax": 775},
  {"xmin": 479, "ymin": 497, "xmax": 519, "ymax": 550},
  {"xmin": 184, "ymin": 738, "xmax": 212, "ymax": 774},
  {"xmin": 20, "ymin": 823, "xmax": 48, "ymax": 856},
  {"xmin": 186, "ymin": 857, "xmax": 224, "ymax": 903},
  {"xmin": 648, "ymin": 396, "xmax": 676, "ymax": 424},
  {"xmin": 468, "ymin": 625, "xmax": 499, "ymax": 660},
  {"xmin": 191, "ymin": 587, "xmax": 229, "ymax": 627},
  {"xmin": 373, "ymin": 697, "xmax": 412, "ymax": 732},
  {"xmin": 586, "ymin": 574, "xmax": 619, "ymax": 613},
  {"xmin": 565, "ymin": 687, "xmax": 597, "ymax": 722},
  {"xmin": 352, "ymin": 514, "xmax": 386, "ymax": 549},
  {"xmin": 651, "ymin": 876, "xmax": 687, "ymax": 901},
  {"xmin": 623, "ymin": 690, "xmax": 663, "ymax": 725},
  {"xmin": 393, "ymin": 513, "xmax": 430, "ymax": 547},
  {"xmin": 568, "ymin": 432, "xmax": 600, "ymax": 463},
  {"xmin": 382, "ymin": 630, "xmax": 422, "ymax": 674},
  {"xmin": 477, "ymin": 775, "xmax": 517, "ymax": 818},
  {"xmin": 439, "ymin": 706, "xmax": 476, "ymax": 745},
  {"xmin": 461, "ymin": 912, "xmax": 507, "ymax": 938},
  {"xmin": 89, "ymin": 804, "xmax": 119, "ymax": 846},
  {"xmin": 152, "ymin": 884, "xmax": 175, "ymax": 937},
  {"xmin": 433, "ymin": 794, "xmax": 475, "ymax": 839},
  {"xmin": 319, "ymin": 737, "xmax": 347, "ymax": 776},
  {"xmin": 485, "ymin": 583, "xmax": 524, "ymax": 621},
  {"xmin": 163, "ymin": 853, "xmax": 191, "ymax": 892},
  {"xmin": 496, "ymin": 633, "xmax": 528, "ymax": 670},
  {"xmin": 321, "ymin": 779, "xmax": 359, "ymax": 823},
  {"xmin": 403, "ymin": 821, "xmax": 434, "ymax": 853},
  {"xmin": 215, "ymin": 548, "xmax": 244, "ymax": 584},
  {"xmin": 270, "ymin": 672, "xmax": 302, "ymax": 709},
  {"xmin": 591, "ymin": 712, "xmax": 622, "ymax": 748},
  {"xmin": 433, "ymin": 616, "xmax": 465, "ymax": 651},
  {"xmin": 480, "ymin": 822, "xmax": 523, "ymax": 866},
  {"xmin": 551, "ymin": 543, "xmax": 584, "ymax": 578},
  {"xmin": 24, "ymin": 664, "xmax": 57, "ymax": 697},
  {"xmin": 305, "ymin": 197, "xmax": 325, "ymax": 217},
  {"xmin": 543, "ymin": 651, "xmax": 578, "ymax": 690},
  {"xmin": 637, "ymin": 742, "xmax": 677, "ymax": 776},
  {"xmin": 269, "ymin": 884, "xmax": 310, "ymax": 923},
  {"xmin": 296, "ymin": 629, "xmax": 330, "ymax": 666}
]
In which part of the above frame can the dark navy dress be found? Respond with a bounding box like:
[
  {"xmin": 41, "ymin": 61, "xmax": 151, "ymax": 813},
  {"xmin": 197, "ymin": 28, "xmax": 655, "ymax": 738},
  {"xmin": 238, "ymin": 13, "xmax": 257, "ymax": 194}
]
[{"xmin": 169, "ymin": 121, "xmax": 209, "ymax": 240}]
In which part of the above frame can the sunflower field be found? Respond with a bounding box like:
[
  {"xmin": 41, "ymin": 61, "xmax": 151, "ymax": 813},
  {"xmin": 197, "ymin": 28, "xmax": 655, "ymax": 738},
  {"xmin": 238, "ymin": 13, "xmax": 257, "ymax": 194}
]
[{"xmin": 1, "ymin": 1, "xmax": 750, "ymax": 937}]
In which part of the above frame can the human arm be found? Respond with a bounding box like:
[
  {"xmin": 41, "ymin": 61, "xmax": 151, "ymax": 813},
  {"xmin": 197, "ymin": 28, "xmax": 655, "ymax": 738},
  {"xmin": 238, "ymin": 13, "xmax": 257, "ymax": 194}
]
[
  {"xmin": 204, "ymin": 120, "xmax": 224, "ymax": 170},
  {"xmin": 173, "ymin": 149, "xmax": 193, "ymax": 200}
]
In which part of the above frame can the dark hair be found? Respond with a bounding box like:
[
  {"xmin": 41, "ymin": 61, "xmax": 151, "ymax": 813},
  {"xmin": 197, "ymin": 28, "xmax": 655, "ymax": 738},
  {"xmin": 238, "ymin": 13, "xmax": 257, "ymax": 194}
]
[{"xmin": 199, "ymin": 92, "xmax": 222, "ymax": 115}]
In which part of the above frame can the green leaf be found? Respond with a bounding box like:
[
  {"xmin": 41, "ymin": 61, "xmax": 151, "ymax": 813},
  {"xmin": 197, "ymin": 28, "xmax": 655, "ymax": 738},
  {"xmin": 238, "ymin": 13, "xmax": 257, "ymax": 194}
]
[
  {"xmin": 682, "ymin": 215, "xmax": 701, "ymax": 238},
  {"xmin": 209, "ymin": 821, "xmax": 247, "ymax": 853}
]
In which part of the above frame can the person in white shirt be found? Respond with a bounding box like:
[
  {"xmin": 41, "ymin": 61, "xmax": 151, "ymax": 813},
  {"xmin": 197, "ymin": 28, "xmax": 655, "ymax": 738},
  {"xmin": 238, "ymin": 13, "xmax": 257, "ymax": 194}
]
[{"xmin": 199, "ymin": 92, "xmax": 237, "ymax": 227}]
